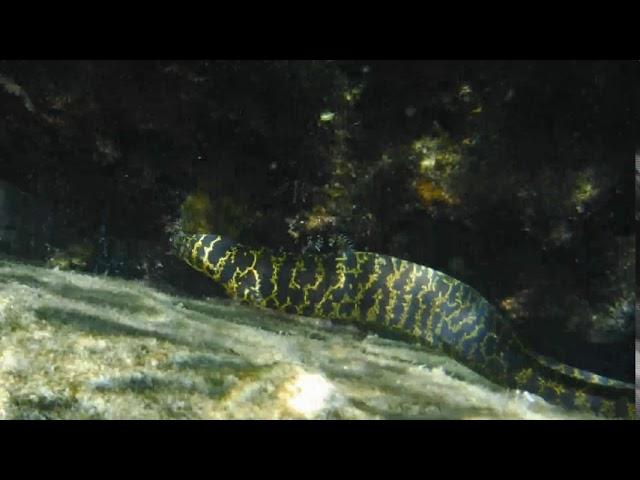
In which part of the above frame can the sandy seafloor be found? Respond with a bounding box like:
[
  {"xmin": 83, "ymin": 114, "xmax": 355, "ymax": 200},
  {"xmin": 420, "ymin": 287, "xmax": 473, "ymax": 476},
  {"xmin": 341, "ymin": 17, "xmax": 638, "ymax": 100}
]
[{"xmin": 0, "ymin": 256, "xmax": 604, "ymax": 420}]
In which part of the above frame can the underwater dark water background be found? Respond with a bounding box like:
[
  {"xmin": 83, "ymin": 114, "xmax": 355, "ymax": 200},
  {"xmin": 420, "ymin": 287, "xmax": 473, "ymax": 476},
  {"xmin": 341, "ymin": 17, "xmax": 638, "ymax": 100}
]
[{"xmin": 0, "ymin": 60, "xmax": 636, "ymax": 382}]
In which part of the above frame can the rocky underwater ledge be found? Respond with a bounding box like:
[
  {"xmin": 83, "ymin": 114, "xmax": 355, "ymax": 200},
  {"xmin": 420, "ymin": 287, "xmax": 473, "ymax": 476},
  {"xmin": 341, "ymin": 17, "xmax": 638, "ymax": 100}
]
[{"xmin": 0, "ymin": 255, "xmax": 603, "ymax": 420}]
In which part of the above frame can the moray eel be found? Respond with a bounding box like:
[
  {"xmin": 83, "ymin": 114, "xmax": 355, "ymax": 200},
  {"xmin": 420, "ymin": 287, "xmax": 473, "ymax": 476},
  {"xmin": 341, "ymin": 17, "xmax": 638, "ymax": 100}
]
[{"xmin": 171, "ymin": 231, "xmax": 635, "ymax": 419}]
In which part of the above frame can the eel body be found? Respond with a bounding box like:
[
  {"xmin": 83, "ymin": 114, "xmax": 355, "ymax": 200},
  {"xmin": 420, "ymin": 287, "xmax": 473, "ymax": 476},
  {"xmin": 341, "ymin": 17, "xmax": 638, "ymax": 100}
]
[{"xmin": 172, "ymin": 232, "xmax": 635, "ymax": 419}]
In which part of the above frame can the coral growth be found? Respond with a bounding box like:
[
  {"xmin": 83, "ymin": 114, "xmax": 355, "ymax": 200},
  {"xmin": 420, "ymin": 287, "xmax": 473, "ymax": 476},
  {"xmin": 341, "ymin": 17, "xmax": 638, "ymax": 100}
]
[
  {"xmin": 406, "ymin": 134, "xmax": 466, "ymax": 210},
  {"xmin": 570, "ymin": 168, "xmax": 600, "ymax": 213},
  {"xmin": 179, "ymin": 191, "xmax": 248, "ymax": 240},
  {"xmin": 179, "ymin": 191, "xmax": 216, "ymax": 234},
  {"xmin": 413, "ymin": 178, "xmax": 459, "ymax": 207},
  {"xmin": 46, "ymin": 242, "xmax": 94, "ymax": 271}
]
